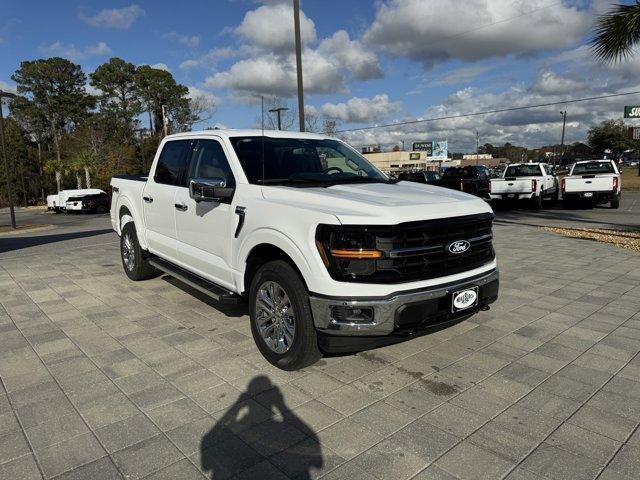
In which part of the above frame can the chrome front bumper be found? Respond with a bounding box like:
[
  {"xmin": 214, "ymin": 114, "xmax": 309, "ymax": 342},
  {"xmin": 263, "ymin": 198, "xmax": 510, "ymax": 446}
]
[{"xmin": 309, "ymin": 268, "xmax": 499, "ymax": 336}]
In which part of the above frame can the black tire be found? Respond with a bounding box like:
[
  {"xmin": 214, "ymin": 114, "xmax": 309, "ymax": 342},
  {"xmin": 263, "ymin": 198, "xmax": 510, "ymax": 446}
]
[
  {"xmin": 248, "ymin": 260, "xmax": 321, "ymax": 371},
  {"xmin": 611, "ymin": 196, "xmax": 620, "ymax": 209},
  {"xmin": 120, "ymin": 223, "xmax": 159, "ymax": 281},
  {"xmin": 563, "ymin": 198, "xmax": 572, "ymax": 209},
  {"xmin": 97, "ymin": 205, "xmax": 108, "ymax": 214},
  {"xmin": 532, "ymin": 195, "xmax": 542, "ymax": 210}
]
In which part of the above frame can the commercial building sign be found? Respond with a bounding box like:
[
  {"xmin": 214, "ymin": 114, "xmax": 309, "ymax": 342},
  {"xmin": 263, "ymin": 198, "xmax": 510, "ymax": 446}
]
[
  {"xmin": 412, "ymin": 140, "xmax": 448, "ymax": 158},
  {"xmin": 433, "ymin": 140, "xmax": 448, "ymax": 158},
  {"xmin": 412, "ymin": 141, "xmax": 432, "ymax": 154},
  {"xmin": 624, "ymin": 106, "xmax": 640, "ymax": 118}
]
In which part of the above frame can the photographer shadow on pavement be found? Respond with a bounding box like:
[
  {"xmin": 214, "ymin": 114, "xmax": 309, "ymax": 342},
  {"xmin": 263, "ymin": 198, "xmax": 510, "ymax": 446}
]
[{"xmin": 200, "ymin": 375, "xmax": 323, "ymax": 479}]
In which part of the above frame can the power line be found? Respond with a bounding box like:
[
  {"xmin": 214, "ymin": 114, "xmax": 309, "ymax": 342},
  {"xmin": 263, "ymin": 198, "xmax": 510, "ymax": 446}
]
[{"xmin": 336, "ymin": 90, "xmax": 640, "ymax": 133}]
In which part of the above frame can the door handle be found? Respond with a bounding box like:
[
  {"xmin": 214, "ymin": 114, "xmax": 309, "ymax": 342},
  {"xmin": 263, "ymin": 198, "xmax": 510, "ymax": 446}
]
[
  {"xmin": 174, "ymin": 203, "xmax": 188, "ymax": 211},
  {"xmin": 143, "ymin": 196, "xmax": 153, "ymax": 203}
]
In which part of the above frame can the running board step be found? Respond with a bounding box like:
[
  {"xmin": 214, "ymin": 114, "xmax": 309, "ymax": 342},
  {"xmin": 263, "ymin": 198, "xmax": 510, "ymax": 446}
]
[{"xmin": 149, "ymin": 257, "xmax": 242, "ymax": 304}]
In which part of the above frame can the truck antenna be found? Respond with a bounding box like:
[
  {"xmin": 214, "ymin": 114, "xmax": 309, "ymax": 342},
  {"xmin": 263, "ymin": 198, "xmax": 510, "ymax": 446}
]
[{"xmin": 261, "ymin": 95, "xmax": 265, "ymax": 184}]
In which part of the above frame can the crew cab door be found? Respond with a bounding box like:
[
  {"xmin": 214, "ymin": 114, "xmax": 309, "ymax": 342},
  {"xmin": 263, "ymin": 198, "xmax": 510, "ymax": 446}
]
[
  {"xmin": 143, "ymin": 139, "xmax": 192, "ymax": 262},
  {"xmin": 174, "ymin": 138, "xmax": 237, "ymax": 288}
]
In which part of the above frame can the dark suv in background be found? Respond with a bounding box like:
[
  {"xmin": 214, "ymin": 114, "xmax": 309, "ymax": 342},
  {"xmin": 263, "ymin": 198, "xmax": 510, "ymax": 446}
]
[
  {"xmin": 436, "ymin": 166, "xmax": 491, "ymax": 198},
  {"xmin": 82, "ymin": 192, "xmax": 110, "ymax": 213},
  {"xmin": 398, "ymin": 170, "xmax": 442, "ymax": 184}
]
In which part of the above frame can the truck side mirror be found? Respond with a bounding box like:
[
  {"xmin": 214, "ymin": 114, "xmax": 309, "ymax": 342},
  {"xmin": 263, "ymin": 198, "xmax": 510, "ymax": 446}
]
[{"xmin": 189, "ymin": 177, "xmax": 234, "ymax": 202}]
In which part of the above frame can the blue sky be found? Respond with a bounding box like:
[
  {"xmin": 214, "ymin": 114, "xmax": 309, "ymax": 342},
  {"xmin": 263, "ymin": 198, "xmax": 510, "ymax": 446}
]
[{"xmin": 2, "ymin": 1, "xmax": 639, "ymax": 152}]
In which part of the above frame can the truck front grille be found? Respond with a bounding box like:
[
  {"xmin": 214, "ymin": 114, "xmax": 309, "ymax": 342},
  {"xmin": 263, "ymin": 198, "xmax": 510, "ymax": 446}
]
[{"xmin": 317, "ymin": 213, "xmax": 495, "ymax": 284}]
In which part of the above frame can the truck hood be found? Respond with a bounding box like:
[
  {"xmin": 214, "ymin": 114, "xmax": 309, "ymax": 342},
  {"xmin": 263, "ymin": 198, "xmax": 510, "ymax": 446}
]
[{"xmin": 261, "ymin": 181, "xmax": 492, "ymax": 224}]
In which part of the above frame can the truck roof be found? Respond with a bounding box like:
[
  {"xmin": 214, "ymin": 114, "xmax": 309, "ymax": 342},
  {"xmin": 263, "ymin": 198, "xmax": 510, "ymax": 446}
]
[
  {"xmin": 573, "ymin": 159, "xmax": 613, "ymax": 165},
  {"xmin": 505, "ymin": 162, "xmax": 544, "ymax": 167},
  {"xmin": 165, "ymin": 129, "xmax": 331, "ymax": 141}
]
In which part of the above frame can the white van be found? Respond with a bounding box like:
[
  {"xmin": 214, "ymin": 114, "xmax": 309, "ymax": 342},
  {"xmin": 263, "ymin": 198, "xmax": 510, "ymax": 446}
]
[
  {"xmin": 58, "ymin": 189, "xmax": 106, "ymax": 212},
  {"xmin": 46, "ymin": 194, "xmax": 59, "ymax": 211}
]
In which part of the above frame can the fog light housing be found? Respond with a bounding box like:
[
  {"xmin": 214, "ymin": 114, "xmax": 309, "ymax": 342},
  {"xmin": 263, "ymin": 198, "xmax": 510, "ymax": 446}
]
[{"xmin": 330, "ymin": 306, "xmax": 374, "ymax": 324}]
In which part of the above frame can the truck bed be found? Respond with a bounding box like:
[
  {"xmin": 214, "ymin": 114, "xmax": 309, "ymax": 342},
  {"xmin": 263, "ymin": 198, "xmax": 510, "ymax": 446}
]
[
  {"xmin": 564, "ymin": 174, "xmax": 616, "ymax": 193},
  {"xmin": 489, "ymin": 177, "xmax": 534, "ymax": 194}
]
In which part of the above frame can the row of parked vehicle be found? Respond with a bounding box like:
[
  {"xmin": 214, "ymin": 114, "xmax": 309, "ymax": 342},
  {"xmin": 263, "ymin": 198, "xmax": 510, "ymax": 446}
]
[
  {"xmin": 46, "ymin": 188, "xmax": 110, "ymax": 214},
  {"xmin": 398, "ymin": 159, "xmax": 622, "ymax": 210}
]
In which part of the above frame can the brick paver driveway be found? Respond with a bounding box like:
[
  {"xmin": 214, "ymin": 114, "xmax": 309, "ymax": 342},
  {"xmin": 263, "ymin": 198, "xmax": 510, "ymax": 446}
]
[{"xmin": 1, "ymin": 218, "xmax": 639, "ymax": 479}]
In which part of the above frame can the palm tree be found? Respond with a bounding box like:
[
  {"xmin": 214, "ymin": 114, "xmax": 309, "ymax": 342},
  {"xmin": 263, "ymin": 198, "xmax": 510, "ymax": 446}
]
[
  {"xmin": 43, "ymin": 159, "xmax": 64, "ymax": 193},
  {"xmin": 73, "ymin": 151, "xmax": 96, "ymax": 189},
  {"xmin": 592, "ymin": 2, "xmax": 640, "ymax": 63}
]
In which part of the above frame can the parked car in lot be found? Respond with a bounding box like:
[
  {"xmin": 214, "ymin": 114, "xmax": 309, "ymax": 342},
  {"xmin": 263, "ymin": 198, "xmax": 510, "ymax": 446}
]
[
  {"xmin": 110, "ymin": 130, "xmax": 499, "ymax": 370},
  {"xmin": 397, "ymin": 170, "xmax": 442, "ymax": 184},
  {"xmin": 489, "ymin": 162, "xmax": 558, "ymax": 209},
  {"xmin": 81, "ymin": 192, "xmax": 110, "ymax": 213},
  {"xmin": 433, "ymin": 166, "xmax": 491, "ymax": 198},
  {"xmin": 562, "ymin": 159, "xmax": 621, "ymax": 208},
  {"xmin": 65, "ymin": 196, "xmax": 85, "ymax": 213},
  {"xmin": 46, "ymin": 194, "xmax": 59, "ymax": 211},
  {"xmin": 57, "ymin": 189, "xmax": 106, "ymax": 213}
]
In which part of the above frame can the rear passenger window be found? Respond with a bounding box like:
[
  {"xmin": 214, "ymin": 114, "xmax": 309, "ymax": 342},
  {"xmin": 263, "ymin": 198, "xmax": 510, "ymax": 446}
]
[
  {"xmin": 187, "ymin": 140, "xmax": 236, "ymax": 187},
  {"xmin": 154, "ymin": 140, "xmax": 191, "ymax": 186}
]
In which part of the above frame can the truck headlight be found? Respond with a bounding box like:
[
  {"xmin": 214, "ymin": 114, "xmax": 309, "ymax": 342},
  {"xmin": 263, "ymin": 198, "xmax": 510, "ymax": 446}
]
[{"xmin": 316, "ymin": 225, "xmax": 382, "ymax": 280}]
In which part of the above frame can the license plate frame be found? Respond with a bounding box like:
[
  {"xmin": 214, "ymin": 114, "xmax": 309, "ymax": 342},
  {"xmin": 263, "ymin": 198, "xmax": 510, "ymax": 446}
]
[{"xmin": 451, "ymin": 286, "xmax": 479, "ymax": 313}]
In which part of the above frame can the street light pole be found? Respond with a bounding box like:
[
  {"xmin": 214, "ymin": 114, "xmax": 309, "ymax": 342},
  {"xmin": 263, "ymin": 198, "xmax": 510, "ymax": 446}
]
[
  {"xmin": 559, "ymin": 110, "xmax": 567, "ymax": 166},
  {"xmin": 0, "ymin": 90, "xmax": 17, "ymax": 229},
  {"xmin": 268, "ymin": 107, "xmax": 289, "ymax": 130},
  {"xmin": 293, "ymin": 0, "xmax": 305, "ymax": 132}
]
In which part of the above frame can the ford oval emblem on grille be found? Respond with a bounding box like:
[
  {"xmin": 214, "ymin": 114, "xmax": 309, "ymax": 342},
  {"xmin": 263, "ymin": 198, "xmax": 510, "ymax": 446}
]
[{"xmin": 447, "ymin": 240, "xmax": 470, "ymax": 254}]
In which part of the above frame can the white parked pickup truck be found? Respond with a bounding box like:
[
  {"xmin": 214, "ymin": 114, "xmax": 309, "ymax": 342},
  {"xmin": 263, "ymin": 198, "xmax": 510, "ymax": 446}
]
[
  {"xmin": 110, "ymin": 130, "xmax": 499, "ymax": 370},
  {"xmin": 562, "ymin": 160, "xmax": 621, "ymax": 208},
  {"xmin": 489, "ymin": 162, "xmax": 558, "ymax": 209}
]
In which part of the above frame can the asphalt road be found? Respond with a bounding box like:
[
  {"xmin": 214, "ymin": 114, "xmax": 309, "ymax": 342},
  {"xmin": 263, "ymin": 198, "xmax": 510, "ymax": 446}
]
[{"xmin": 0, "ymin": 208, "xmax": 117, "ymax": 258}]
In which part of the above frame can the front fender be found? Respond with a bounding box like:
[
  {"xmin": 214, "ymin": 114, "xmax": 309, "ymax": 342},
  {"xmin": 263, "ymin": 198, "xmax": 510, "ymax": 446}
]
[{"xmin": 235, "ymin": 228, "xmax": 319, "ymax": 294}]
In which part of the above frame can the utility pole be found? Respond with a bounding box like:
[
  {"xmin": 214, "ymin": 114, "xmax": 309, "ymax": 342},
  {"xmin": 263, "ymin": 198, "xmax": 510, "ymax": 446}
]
[
  {"xmin": 161, "ymin": 105, "xmax": 169, "ymax": 138},
  {"xmin": 559, "ymin": 110, "xmax": 567, "ymax": 167},
  {"xmin": 268, "ymin": 107, "xmax": 289, "ymax": 130},
  {"xmin": 475, "ymin": 130, "xmax": 479, "ymax": 165},
  {"xmin": 0, "ymin": 90, "xmax": 17, "ymax": 229},
  {"xmin": 293, "ymin": 0, "xmax": 305, "ymax": 132}
]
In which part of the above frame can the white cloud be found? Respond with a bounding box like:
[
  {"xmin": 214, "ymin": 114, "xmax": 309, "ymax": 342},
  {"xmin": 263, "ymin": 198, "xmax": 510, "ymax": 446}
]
[
  {"xmin": 342, "ymin": 69, "xmax": 636, "ymax": 152},
  {"xmin": 320, "ymin": 94, "xmax": 402, "ymax": 124},
  {"xmin": 163, "ymin": 31, "xmax": 200, "ymax": 48},
  {"xmin": 205, "ymin": 50, "xmax": 345, "ymax": 97},
  {"xmin": 318, "ymin": 30, "xmax": 382, "ymax": 81},
  {"xmin": 179, "ymin": 47, "xmax": 234, "ymax": 70},
  {"xmin": 187, "ymin": 86, "xmax": 219, "ymax": 108},
  {"xmin": 0, "ymin": 80, "xmax": 16, "ymax": 94},
  {"xmin": 207, "ymin": 3, "xmax": 381, "ymax": 97},
  {"xmin": 84, "ymin": 83, "xmax": 102, "ymax": 97},
  {"xmin": 437, "ymin": 65, "xmax": 493, "ymax": 86},
  {"xmin": 363, "ymin": 0, "xmax": 591, "ymax": 66},
  {"xmin": 85, "ymin": 42, "xmax": 112, "ymax": 56},
  {"xmin": 149, "ymin": 63, "xmax": 171, "ymax": 72},
  {"xmin": 80, "ymin": 5, "xmax": 145, "ymax": 29},
  {"xmin": 531, "ymin": 70, "xmax": 585, "ymax": 95},
  {"xmin": 40, "ymin": 41, "xmax": 112, "ymax": 61},
  {"xmin": 235, "ymin": 2, "xmax": 316, "ymax": 52}
]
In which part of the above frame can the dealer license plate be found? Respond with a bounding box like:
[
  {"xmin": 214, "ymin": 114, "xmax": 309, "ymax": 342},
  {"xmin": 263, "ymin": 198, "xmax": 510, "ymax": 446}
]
[{"xmin": 452, "ymin": 287, "xmax": 479, "ymax": 313}]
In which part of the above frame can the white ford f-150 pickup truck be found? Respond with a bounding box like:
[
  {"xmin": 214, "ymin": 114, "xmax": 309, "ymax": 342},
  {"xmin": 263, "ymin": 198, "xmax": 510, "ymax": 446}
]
[
  {"xmin": 110, "ymin": 130, "xmax": 499, "ymax": 370},
  {"xmin": 562, "ymin": 159, "xmax": 621, "ymax": 208},
  {"xmin": 489, "ymin": 162, "xmax": 558, "ymax": 209}
]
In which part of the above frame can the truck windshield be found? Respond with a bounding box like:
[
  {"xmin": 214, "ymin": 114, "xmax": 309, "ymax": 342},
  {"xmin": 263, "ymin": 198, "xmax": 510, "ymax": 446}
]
[
  {"xmin": 572, "ymin": 161, "xmax": 615, "ymax": 175},
  {"xmin": 504, "ymin": 165, "xmax": 542, "ymax": 177},
  {"xmin": 229, "ymin": 136, "xmax": 394, "ymax": 186}
]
